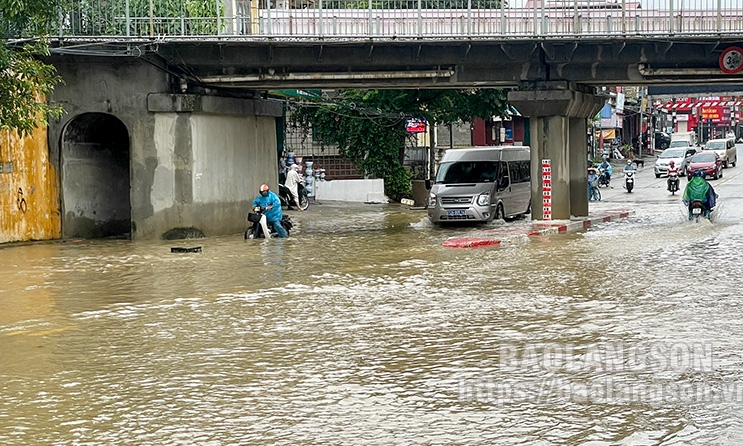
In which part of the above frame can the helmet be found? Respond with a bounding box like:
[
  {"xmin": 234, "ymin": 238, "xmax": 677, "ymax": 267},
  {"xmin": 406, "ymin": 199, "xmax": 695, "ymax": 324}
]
[
  {"xmin": 627, "ymin": 160, "xmax": 632, "ymax": 165},
  {"xmin": 260, "ymin": 184, "xmax": 270, "ymax": 196},
  {"xmin": 692, "ymin": 169, "xmax": 704, "ymax": 177},
  {"xmin": 669, "ymin": 160, "xmax": 675, "ymax": 166}
]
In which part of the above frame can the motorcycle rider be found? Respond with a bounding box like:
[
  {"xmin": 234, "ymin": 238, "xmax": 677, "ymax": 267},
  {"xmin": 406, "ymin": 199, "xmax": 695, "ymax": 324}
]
[
  {"xmin": 598, "ymin": 157, "xmax": 612, "ymax": 186},
  {"xmin": 623, "ymin": 159, "xmax": 636, "ymax": 172},
  {"xmin": 283, "ymin": 164, "xmax": 305, "ymax": 211},
  {"xmin": 252, "ymin": 184, "xmax": 287, "ymax": 238},
  {"xmin": 683, "ymin": 169, "xmax": 717, "ymax": 218},
  {"xmin": 587, "ymin": 167, "xmax": 600, "ymax": 201},
  {"xmin": 666, "ymin": 160, "xmax": 680, "ymax": 192}
]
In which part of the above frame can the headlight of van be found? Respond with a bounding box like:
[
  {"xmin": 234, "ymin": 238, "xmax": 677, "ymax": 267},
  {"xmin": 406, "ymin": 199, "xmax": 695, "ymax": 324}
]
[
  {"xmin": 477, "ymin": 193, "xmax": 490, "ymax": 206},
  {"xmin": 429, "ymin": 192, "xmax": 437, "ymax": 207}
]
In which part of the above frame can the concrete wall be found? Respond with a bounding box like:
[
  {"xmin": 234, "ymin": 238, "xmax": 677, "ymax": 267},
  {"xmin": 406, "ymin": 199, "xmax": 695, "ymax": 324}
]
[
  {"xmin": 47, "ymin": 56, "xmax": 283, "ymax": 240},
  {"xmin": 0, "ymin": 126, "xmax": 62, "ymax": 243},
  {"xmin": 315, "ymin": 179, "xmax": 387, "ymax": 203},
  {"xmin": 141, "ymin": 112, "xmax": 278, "ymax": 238}
]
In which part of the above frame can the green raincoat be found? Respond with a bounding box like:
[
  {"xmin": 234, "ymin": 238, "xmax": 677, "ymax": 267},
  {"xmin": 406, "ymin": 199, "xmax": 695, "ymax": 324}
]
[{"xmin": 683, "ymin": 176, "xmax": 710, "ymax": 204}]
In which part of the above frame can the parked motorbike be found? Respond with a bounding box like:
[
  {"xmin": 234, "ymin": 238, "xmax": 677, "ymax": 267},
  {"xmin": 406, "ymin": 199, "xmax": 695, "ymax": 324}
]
[
  {"xmin": 667, "ymin": 172, "xmax": 680, "ymax": 195},
  {"xmin": 244, "ymin": 206, "xmax": 293, "ymax": 239},
  {"xmin": 279, "ymin": 183, "xmax": 310, "ymax": 211},
  {"xmin": 623, "ymin": 170, "xmax": 635, "ymax": 193}
]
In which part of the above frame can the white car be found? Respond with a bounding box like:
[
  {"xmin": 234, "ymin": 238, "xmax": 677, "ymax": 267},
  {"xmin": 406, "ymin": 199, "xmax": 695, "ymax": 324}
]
[{"xmin": 654, "ymin": 147, "xmax": 695, "ymax": 178}]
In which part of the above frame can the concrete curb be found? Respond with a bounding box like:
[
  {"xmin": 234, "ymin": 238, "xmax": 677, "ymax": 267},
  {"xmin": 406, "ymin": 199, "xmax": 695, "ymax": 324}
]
[{"xmin": 442, "ymin": 210, "xmax": 634, "ymax": 248}]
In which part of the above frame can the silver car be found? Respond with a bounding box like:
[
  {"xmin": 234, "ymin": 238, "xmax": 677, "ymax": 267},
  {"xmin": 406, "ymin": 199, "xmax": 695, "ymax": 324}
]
[{"xmin": 654, "ymin": 147, "xmax": 695, "ymax": 177}]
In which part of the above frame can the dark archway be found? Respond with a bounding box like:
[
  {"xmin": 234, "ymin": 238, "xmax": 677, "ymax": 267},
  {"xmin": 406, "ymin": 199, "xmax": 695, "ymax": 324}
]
[{"xmin": 61, "ymin": 113, "xmax": 131, "ymax": 239}]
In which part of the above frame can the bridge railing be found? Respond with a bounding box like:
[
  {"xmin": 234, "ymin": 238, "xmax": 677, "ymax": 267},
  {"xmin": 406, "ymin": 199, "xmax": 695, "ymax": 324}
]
[{"xmin": 50, "ymin": 0, "xmax": 743, "ymax": 39}]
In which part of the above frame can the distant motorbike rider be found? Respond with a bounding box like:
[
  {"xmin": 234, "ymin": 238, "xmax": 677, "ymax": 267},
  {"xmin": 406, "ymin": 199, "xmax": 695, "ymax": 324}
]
[
  {"xmin": 623, "ymin": 159, "xmax": 636, "ymax": 172},
  {"xmin": 252, "ymin": 184, "xmax": 287, "ymax": 238},
  {"xmin": 683, "ymin": 170, "xmax": 717, "ymax": 217},
  {"xmin": 598, "ymin": 158, "xmax": 612, "ymax": 184},
  {"xmin": 283, "ymin": 164, "xmax": 305, "ymax": 211},
  {"xmin": 666, "ymin": 160, "xmax": 680, "ymax": 191}
]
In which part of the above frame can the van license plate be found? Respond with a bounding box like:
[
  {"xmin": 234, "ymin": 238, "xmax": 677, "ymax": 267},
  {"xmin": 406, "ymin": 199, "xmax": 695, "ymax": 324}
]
[
  {"xmin": 692, "ymin": 208, "xmax": 702, "ymax": 215},
  {"xmin": 447, "ymin": 210, "xmax": 466, "ymax": 216}
]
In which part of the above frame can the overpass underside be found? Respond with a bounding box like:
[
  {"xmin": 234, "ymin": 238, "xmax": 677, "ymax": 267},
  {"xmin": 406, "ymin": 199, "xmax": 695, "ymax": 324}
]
[{"xmin": 41, "ymin": 33, "xmax": 743, "ymax": 230}]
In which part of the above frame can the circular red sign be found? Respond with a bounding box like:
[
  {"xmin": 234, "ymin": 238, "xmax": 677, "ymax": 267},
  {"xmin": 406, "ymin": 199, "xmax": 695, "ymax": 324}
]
[{"xmin": 719, "ymin": 46, "xmax": 743, "ymax": 74}]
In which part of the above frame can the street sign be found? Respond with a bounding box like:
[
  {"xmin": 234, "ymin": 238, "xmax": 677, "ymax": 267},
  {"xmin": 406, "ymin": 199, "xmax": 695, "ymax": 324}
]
[{"xmin": 719, "ymin": 46, "xmax": 743, "ymax": 74}]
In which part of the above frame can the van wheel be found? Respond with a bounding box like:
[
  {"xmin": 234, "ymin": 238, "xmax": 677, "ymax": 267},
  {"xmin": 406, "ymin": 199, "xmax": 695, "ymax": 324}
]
[{"xmin": 495, "ymin": 203, "xmax": 505, "ymax": 220}]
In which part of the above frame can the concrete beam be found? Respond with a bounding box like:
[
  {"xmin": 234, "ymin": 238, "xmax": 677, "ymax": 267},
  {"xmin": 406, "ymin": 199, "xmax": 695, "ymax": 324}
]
[{"xmin": 147, "ymin": 94, "xmax": 283, "ymax": 118}]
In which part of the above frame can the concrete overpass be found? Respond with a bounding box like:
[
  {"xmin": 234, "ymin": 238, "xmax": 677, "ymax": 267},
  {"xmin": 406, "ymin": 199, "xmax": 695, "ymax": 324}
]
[{"xmin": 10, "ymin": 2, "xmax": 743, "ymax": 240}]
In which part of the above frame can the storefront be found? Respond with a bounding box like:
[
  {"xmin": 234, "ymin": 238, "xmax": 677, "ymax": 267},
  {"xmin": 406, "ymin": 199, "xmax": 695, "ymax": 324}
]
[{"xmin": 656, "ymin": 97, "xmax": 742, "ymax": 142}]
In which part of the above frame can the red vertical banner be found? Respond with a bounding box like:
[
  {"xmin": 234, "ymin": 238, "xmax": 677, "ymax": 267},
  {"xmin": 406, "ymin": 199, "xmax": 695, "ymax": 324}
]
[{"xmin": 542, "ymin": 159, "xmax": 552, "ymax": 221}]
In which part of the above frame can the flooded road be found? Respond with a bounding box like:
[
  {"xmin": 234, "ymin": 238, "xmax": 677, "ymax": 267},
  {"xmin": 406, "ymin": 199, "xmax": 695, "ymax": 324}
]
[{"xmin": 2, "ymin": 165, "xmax": 743, "ymax": 445}]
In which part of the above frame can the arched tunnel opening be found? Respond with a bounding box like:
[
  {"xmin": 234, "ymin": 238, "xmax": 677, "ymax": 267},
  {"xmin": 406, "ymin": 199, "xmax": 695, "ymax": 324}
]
[{"xmin": 61, "ymin": 113, "xmax": 131, "ymax": 239}]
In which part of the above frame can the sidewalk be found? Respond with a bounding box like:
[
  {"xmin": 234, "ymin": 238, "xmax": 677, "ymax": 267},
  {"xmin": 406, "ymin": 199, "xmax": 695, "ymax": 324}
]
[{"xmin": 442, "ymin": 210, "xmax": 634, "ymax": 248}]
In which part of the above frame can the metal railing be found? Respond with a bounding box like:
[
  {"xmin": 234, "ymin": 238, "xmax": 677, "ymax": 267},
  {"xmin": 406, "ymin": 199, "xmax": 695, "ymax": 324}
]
[{"xmin": 48, "ymin": 0, "xmax": 743, "ymax": 39}]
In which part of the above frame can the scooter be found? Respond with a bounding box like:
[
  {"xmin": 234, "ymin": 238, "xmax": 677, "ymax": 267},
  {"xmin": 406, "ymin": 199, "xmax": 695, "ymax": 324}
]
[
  {"xmin": 623, "ymin": 170, "xmax": 635, "ymax": 193},
  {"xmin": 667, "ymin": 172, "xmax": 680, "ymax": 195},
  {"xmin": 278, "ymin": 183, "xmax": 310, "ymax": 211},
  {"xmin": 688, "ymin": 200, "xmax": 712, "ymax": 222},
  {"xmin": 244, "ymin": 206, "xmax": 293, "ymax": 239}
]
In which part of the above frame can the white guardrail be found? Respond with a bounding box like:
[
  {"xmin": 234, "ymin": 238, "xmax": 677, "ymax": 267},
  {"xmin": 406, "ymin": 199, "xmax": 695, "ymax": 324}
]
[{"xmin": 54, "ymin": 0, "xmax": 743, "ymax": 39}]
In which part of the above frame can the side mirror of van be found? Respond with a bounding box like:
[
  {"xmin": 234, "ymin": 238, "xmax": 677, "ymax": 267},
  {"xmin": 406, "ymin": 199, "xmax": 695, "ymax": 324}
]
[{"xmin": 424, "ymin": 179, "xmax": 431, "ymax": 190}]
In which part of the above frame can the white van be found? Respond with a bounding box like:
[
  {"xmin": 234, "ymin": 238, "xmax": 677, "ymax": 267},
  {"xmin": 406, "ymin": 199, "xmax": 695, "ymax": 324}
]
[
  {"xmin": 703, "ymin": 137, "xmax": 737, "ymax": 168},
  {"xmin": 427, "ymin": 146, "xmax": 531, "ymax": 224}
]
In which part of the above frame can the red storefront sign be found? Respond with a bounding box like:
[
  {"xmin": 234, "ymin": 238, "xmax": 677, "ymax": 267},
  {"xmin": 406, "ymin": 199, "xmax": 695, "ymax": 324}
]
[{"xmin": 700, "ymin": 106, "xmax": 730, "ymax": 122}]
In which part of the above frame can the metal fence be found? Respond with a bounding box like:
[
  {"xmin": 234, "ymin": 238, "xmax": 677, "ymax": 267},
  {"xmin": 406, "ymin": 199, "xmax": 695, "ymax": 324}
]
[{"xmin": 51, "ymin": 0, "xmax": 743, "ymax": 39}]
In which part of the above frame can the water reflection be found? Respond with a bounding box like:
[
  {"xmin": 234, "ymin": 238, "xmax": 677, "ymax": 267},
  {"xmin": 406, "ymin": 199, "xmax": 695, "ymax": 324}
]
[{"xmin": 1, "ymin": 199, "xmax": 743, "ymax": 444}]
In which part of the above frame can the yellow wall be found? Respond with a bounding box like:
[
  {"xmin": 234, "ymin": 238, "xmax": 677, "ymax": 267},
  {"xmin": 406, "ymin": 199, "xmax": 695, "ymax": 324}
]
[{"xmin": 0, "ymin": 125, "xmax": 61, "ymax": 243}]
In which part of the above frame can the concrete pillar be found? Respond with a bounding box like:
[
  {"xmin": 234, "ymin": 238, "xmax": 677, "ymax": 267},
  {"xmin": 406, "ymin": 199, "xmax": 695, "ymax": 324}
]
[{"xmin": 508, "ymin": 82, "xmax": 605, "ymax": 220}]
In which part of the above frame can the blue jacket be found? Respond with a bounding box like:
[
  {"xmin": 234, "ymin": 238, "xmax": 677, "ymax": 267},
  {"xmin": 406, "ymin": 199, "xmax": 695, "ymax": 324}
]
[
  {"xmin": 252, "ymin": 191, "xmax": 283, "ymax": 223},
  {"xmin": 599, "ymin": 162, "xmax": 612, "ymax": 175}
]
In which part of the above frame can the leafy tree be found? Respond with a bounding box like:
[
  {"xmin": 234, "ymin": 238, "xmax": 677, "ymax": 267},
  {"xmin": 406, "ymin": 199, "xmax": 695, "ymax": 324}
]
[
  {"xmin": 290, "ymin": 88, "xmax": 509, "ymax": 201},
  {"xmin": 61, "ymin": 0, "xmax": 223, "ymax": 36},
  {"xmin": 1, "ymin": 0, "xmax": 64, "ymax": 136}
]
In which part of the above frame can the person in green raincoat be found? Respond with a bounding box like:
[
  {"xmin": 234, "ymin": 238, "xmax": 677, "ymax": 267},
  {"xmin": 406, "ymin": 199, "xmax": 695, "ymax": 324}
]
[{"xmin": 683, "ymin": 169, "xmax": 717, "ymax": 218}]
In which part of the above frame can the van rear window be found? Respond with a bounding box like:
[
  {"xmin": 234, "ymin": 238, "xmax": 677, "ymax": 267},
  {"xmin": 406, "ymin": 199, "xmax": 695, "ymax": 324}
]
[{"xmin": 436, "ymin": 161, "xmax": 500, "ymax": 184}]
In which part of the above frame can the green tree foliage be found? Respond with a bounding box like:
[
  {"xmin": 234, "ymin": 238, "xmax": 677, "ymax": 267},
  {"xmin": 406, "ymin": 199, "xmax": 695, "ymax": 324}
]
[
  {"xmin": 291, "ymin": 88, "xmax": 509, "ymax": 201},
  {"xmin": 62, "ymin": 0, "xmax": 224, "ymax": 36},
  {"xmin": 1, "ymin": 0, "xmax": 64, "ymax": 136}
]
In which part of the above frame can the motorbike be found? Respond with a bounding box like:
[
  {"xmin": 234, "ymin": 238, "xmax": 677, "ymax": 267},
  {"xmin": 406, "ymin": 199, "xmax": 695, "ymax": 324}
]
[
  {"xmin": 244, "ymin": 206, "xmax": 293, "ymax": 239},
  {"xmin": 279, "ymin": 183, "xmax": 310, "ymax": 211},
  {"xmin": 667, "ymin": 172, "xmax": 680, "ymax": 195},
  {"xmin": 623, "ymin": 170, "xmax": 635, "ymax": 193},
  {"xmin": 598, "ymin": 169, "xmax": 611, "ymax": 188},
  {"xmin": 688, "ymin": 200, "xmax": 712, "ymax": 222}
]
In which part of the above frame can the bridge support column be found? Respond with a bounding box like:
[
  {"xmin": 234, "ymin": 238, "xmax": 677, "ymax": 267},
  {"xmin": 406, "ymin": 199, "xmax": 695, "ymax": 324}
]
[{"xmin": 508, "ymin": 82, "xmax": 605, "ymax": 220}]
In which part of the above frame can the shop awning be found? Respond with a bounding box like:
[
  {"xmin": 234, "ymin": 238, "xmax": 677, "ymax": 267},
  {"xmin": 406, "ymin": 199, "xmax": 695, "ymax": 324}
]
[{"xmin": 656, "ymin": 99, "xmax": 743, "ymax": 113}]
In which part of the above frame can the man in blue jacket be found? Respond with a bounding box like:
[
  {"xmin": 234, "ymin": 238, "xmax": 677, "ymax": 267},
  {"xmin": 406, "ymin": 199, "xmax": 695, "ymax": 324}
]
[{"xmin": 252, "ymin": 184, "xmax": 287, "ymax": 237}]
